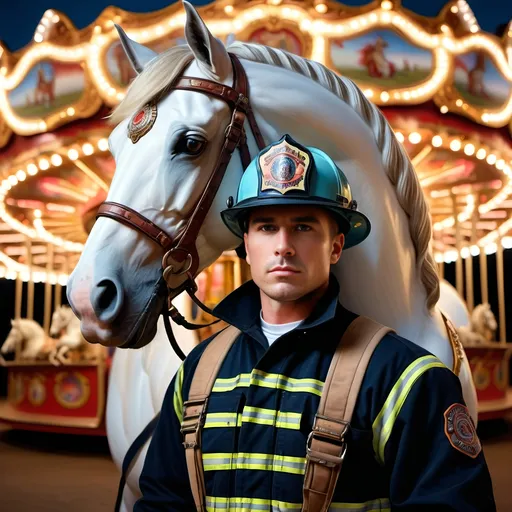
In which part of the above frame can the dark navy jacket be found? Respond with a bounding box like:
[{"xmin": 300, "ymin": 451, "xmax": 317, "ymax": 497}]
[{"xmin": 135, "ymin": 276, "xmax": 496, "ymax": 511}]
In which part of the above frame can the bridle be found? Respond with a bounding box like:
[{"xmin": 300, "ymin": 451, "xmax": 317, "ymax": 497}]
[{"xmin": 96, "ymin": 54, "xmax": 266, "ymax": 356}]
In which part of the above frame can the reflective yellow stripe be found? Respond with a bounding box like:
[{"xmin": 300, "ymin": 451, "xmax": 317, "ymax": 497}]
[
  {"xmin": 213, "ymin": 374, "xmax": 252, "ymax": 392},
  {"xmin": 204, "ymin": 407, "xmax": 301, "ymax": 430},
  {"xmin": 204, "ymin": 412, "xmax": 242, "ymax": 428},
  {"xmin": 173, "ymin": 363, "xmax": 185, "ymax": 424},
  {"xmin": 202, "ymin": 453, "xmax": 306, "ymax": 475},
  {"xmin": 205, "ymin": 497, "xmax": 390, "ymax": 511},
  {"xmin": 212, "ymin": 371, "xmax": 324, "ymax": 396},
  {"xmin": 372, "ymin": 355, "xmax": 446, "ymax": 464}
]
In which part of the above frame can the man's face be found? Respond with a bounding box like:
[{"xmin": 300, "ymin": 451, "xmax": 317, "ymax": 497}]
[{"xmin": 244, "ymin": 205, "xmax": 344, "ymax": 303}]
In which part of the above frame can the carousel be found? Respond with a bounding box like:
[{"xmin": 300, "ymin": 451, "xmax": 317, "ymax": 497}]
[{"xmin": 0, "ymin": 0, "xmax": 510, "ymax": 438}]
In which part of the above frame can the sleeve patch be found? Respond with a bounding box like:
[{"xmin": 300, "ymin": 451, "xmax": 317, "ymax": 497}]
[{"xmin": 444, "ymin": 403, "xmax": 482, "ymax": 458}]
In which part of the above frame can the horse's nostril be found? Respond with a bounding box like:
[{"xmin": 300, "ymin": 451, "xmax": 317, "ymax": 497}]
[{"xmin": 90, "ymin": 278, "xmax": 124, "ymax": 324}]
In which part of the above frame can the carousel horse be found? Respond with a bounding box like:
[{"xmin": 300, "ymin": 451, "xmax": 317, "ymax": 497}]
[
  {"xmin": 458, "ymin": 303, "xmax": 498, "ymax": 346},
  {"xmin": 65, "ymin": 2, "xmax": 477, "ymax": 507},
  {"xmin": 1, "ymin": 319, "xmax": 55, "ymax": 360},
  {"xmin": 49, "ymin": 305, "xmax": 106, "ymax": 365}
]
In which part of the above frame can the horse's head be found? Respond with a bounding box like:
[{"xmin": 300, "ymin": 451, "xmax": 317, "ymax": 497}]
[
  {"xmin": 1, "ymin": 320, "xmax": 23, "ymax": 354},
  {"xmin": 473, "ymin": 303, "xmax": 497, "ymax": 335},
  {"xmin": 50, "ymin": 305, "xmax": 74, "ymax": 337},
  {"xmin": 67, "ymin": 2, "xmax": 248, "ymax": 348}
]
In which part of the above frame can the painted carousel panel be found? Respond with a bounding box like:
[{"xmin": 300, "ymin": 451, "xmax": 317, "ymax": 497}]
[
  {"xmin": 7, "ymin": 61, "xmax": 86, "ymax": 118},
  {"xmin": 453, "ymin": 53, "xmax": 511, "ymax": 110},
  {"xmin": 329, "ymin": 30, "xmax": 433, "ymax": 88}
]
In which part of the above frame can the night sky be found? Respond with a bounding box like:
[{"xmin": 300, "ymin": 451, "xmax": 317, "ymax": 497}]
[{"xmin": 0, "ymin": 0, "xmax": 510, "ymax": 51}]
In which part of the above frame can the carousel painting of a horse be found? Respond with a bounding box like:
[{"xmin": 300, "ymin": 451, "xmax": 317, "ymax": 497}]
[{"xmin": 65, "ymin": 3, "xmax": 477, "ymax": 509}]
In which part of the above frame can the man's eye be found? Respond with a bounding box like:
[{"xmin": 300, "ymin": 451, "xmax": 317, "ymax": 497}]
[
  {"xmin": 296, "ymin": 224, "xmax": 312, "ymax": 231},
  {"xmin": 259, "ymin": 224, "xmax": 276, "ymax": 232}
]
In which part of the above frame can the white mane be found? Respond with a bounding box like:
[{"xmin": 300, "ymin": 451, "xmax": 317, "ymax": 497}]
[{"xmin": 112, "ymin": 42, "xmax": 439, "ymax": 311}]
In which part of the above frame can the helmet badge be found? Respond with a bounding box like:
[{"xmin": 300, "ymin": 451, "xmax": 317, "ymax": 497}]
[{"xmin": 259, "ymin": 138, "xmax": 311, "ymax": 195}]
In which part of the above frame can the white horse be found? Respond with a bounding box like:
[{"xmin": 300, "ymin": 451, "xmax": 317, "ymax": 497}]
[
  {"xmin": 65, "ymin": 2, "xmax": 477, "ymax": 508},
  {"xmin": 49, "ymin": 305, "xmax": 106, "ymax": 364},
  {"xmin": 1, "ymin": 318, "xmax": 54, "ymax": 360},
  {"xmin": 458, "ymin": 303, "xmax": 498, "ymax": 346}
]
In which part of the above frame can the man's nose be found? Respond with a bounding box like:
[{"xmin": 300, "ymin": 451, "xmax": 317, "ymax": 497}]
[{"xmin": 274, "ymin": 229, "xmax": 295, "ymax": 257}]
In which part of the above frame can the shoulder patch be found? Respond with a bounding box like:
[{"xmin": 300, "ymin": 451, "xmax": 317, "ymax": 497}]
[{"xmin": 444, "ymin": 403, "xmax": 481, "ymax": 458}]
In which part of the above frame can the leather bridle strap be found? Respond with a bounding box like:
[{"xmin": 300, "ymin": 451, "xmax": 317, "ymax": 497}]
[{"xmin": 97, "ymin": 54, "xmax": 265, "ymax": 288}]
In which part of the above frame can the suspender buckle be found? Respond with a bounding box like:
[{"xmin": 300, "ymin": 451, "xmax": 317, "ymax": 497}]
[
  {"xmin": 306, "ymin": 415, "xmax": 350, "ymax": 467},
  {"xmin": 181, "ymin": 397, "xmax": 209, "ymax": 448}
]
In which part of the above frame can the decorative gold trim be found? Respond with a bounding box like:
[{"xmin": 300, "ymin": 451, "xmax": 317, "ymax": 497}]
[
  {"xmin": 128, "ymin": 103, "xmax": 158, "ymax": 143},
  {"xmin": 441, "ymin": 312, "xmax": 464, "ymax": 376}
]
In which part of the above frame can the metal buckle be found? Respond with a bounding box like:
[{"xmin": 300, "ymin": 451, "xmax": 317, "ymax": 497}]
[
  {"xmin": 306, "ymin": 417, "xmax": 350, "ymax": 467},
  {"xmin": 180, "ymin": 398, "xmax": 208, "ymax": 448}
]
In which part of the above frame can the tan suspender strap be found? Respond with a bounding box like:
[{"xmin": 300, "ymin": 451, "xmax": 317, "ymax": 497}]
[
  {"xmin": 302, "ymin": 316, "xmax": 393, "ymax": 512},
  {"xmin": 181, "ymin": 325, "xmax": 241, "ymax": 512}
]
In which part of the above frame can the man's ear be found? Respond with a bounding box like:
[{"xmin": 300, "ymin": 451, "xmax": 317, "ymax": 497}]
[
  {"xmin": 243, "ymin": 233, "xmax": 251, "ymax": 266},
  {"xmin": 330, "ymin": 233, "xmax": 344, "ymax": 265}
]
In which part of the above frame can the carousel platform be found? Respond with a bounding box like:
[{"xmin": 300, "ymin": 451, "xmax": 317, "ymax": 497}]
[{"xmin": 0, "ymin": 360, "xmax": 107, "ymax": 435}]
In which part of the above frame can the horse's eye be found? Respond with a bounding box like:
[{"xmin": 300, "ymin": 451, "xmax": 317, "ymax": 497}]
[{"xmin": 175, "ymin": 136, "xmax": 206, "ymax": 156}]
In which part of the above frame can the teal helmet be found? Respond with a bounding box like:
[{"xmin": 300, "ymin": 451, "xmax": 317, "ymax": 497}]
[{"xmin": 221, "ymin": 134, "xmax": 371, "ymax": 249}]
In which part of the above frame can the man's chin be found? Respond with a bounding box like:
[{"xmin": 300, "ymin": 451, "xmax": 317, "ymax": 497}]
[{"xmin": 261, "ymin": 282, "xmax": 309, "ymax": 303}]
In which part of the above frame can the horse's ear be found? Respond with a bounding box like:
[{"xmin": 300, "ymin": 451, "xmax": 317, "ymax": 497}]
[
  {"xmin": 183, "ymin": 1, "xmax": 232, "ymax": 81},
  {"xmin": 114, "ymin": 24, "xmax": 158, "ymax": 74}
]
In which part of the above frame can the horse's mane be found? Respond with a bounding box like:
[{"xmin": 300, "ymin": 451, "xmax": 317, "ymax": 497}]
[{"xmin": 111, "ymin": 41, "xmax": 439, "ymax": 310}]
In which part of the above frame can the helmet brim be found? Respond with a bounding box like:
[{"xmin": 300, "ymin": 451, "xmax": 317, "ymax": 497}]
[{"xmin": 221, "ymin": 196, "xmax": 371, "ymax": 249}]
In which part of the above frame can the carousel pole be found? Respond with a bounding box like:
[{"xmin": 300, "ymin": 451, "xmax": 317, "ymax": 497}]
[
  {"xmin": 479, "ymin": 249, "xmax": 489, "ymax": 305},
  {"xmin": 15, "ymin": 273, "xmax": 23, "ymax": 319},
  {"xmin": 43, "ymin": 243, "xmax": 54, "ymax": 335},
  {"xmin": 452, "ymin": 194, "xmax": 464, "ymax": 297},
  {"xmin": 465, "ymin": 195, "xmax": 477, "ymax": 312},
  {"xmin": 25, "ymin": 237, "xmax": 34, "ymax": 320},
  {"xmin": 496, "ymin": 236, "xmax": 506, "ymax": 343},
  {"xmin": 54, "ymin": 251, "xmax": 63, "ymax": 310}
]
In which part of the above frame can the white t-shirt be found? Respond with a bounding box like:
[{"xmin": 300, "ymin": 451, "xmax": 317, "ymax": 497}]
[{"xmin": 260, "ymin": 310, "xmax": 303, "ymax": 346}]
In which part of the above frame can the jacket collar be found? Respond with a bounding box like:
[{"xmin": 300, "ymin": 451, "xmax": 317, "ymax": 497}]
[{"xmin": 212, "ymin": 273, "xmax": 342, "ymax": 346}]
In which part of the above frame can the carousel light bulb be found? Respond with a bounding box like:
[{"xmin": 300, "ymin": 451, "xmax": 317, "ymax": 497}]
[
  {"xmin": 16, "ymin": 170, "xmax": 26, "ymax": 182},
  {"xmin": 82, "ymin": 143, "xmax": 94, "ymax": 156},
  {"xmin": 381, "ymin": 0, "xmax": 393, "ymax": 10},
  {"xmin": 51, "ymin": 154, "xmax": 63, "ymax": 166},
  {"xmin": 432, "ymin": 135, "xmax": 443, "ymax": 147},
  {"xmin": 34, "ymin": 209, "xmax": 42, "ymax": 218},
  {"xmin": 485, "ymin": 243, "xmax": 497, "ymax": 255},
  {"xmin": 408, "ymin": 132, "xmax": 422, "ymax": 144},
  {"xmin": 67, "ymin": 107, "xmax": 75, "ymax": 116},
  {"xmin": 460, "ymin": 247, "xmax": 470, "ymax": 259},
  {"xmin": 68, "ymin": 149, "xmax": 79, "ymax": 161},
  {"xmin": 34, "ymin": 34, "xmax": 43, "ymax": 43},
  {"xmin": 224, "ymin": 5, "xmax": 234, "ymax": 13},
  {"xmin": 440, "ymin": 105, "xmax": 448, "ymax": 114},
  {"xmin": 38, "ymin": 158, "xmax": 50, "ymax": 170},
  {"xmin": 464, "ymin": 144, "xmax": 475, "ymax": 156},
  {"xmin": 380, "ymin": 91, "xmax": 390, "ymax": 102},
  {"xmin": 496, "ymin": 159, "xmax": 505, "ymax": 170},
  {"xmin": 97, "ymin": 138, "xmax": 109, "ymax": 151},
  {"xmin": 476, "ymin": 148, "xmax": 487, "ymax": 160},
  {"xmin": 8, "ymin": 175, "xmax": 18, "ymax": 186},
  {"xmin": 470, "ymin": 25, "xmax": 478, "ymax": 33},
  {"xmin": 486, "ymin": 154, "xmax": 497, "ymax": 165},
  {"xmin": 470, "ymin": 245, "xmax": 480, "ymax": 256},
  {"xmin": 450, "ymin": 140, "xmax": 461, "ymax": 151},
  {"xmin": 27, "ymin": 163, "xmax": 38, "ymax": 176},
  {"xmin": 451, "ymin": 5, "xmax": 459, "ymax": 13},
  {"xmin": 315, "ymin": 3, "xmax": 328, "ymax": 13},
  {"xmin": 395, "ymin": 132, "xmax": 405, "ymax": 143},
  {"xmin": 502, "ymin": 237, "xmax": 512, "ymax": 249}
]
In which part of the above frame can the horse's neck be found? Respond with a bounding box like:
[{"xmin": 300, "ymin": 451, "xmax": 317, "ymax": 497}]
[
  {"xmin": 246, "ymin": 61, "xmax": 434, "ymax": 336},
  {"xmin": 18, "ymin": 320, "xmax": 44, "ymax": 339}
]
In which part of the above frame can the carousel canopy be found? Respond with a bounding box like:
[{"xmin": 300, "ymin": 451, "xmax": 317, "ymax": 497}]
[{"xmin": 0, "ymin": 0, "xmax": 510, "ymax": 283}]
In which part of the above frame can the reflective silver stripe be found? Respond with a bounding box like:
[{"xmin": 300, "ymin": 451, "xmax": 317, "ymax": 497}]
[
  {"xmin": 212, "ymin": 374, "xmax": 251, "ymax": 392},
  {"xmin": 204, "ymin": 413, "xmax": 241, "ymax": 428},
  {"xmin": 202, "ymin": 453, "xmax": 305, "ymax": 474},
  {"xmin": 205, "ymin": 497, "xmax": 389, "ymax": 511}
]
